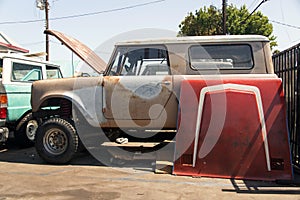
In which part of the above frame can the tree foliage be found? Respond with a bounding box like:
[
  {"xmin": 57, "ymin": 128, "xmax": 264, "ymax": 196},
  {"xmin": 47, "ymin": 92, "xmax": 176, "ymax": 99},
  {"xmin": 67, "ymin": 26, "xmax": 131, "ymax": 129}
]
[{"xmin": 178, "ymin": 4, "xmax": 277, "ymax": 48}]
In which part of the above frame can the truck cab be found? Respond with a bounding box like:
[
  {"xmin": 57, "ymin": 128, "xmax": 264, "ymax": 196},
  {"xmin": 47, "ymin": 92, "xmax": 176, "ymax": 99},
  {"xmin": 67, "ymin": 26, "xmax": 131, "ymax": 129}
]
[{"xmin": 0, "ymin": 52, "xmax": 63, "ymax": 146}]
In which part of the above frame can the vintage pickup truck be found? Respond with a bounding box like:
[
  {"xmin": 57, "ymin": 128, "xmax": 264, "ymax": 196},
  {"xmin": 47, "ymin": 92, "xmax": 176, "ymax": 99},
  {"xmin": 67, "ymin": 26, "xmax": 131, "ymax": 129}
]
[
  {"xmin": 31, "ymin": 30, "xmax": 276, "ymax": 164},
  {"xmin": 0, "ymin": 52, "xmax": 63, "ymax": 146}
]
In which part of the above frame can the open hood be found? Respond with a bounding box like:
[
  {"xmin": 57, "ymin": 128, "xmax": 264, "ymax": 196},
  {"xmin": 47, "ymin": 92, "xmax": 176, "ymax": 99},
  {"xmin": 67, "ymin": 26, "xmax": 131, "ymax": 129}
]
[{"xmin": 44, "ymin": 29, "xmax": 106, "ymax": 74}]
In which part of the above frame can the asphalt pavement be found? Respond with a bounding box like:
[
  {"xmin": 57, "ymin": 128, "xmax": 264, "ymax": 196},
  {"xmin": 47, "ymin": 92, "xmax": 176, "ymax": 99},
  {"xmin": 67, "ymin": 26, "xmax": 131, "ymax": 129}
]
[{"xmin": 0, "ymin": 140, "xmax": 299, "ymax": 200}]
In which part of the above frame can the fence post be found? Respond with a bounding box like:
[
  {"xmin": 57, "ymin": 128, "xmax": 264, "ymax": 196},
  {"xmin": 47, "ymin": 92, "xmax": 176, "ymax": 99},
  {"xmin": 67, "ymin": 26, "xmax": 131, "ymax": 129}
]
[{"xmin": 296, "ymin": 46, "xmax": 300, "ymax": 167}]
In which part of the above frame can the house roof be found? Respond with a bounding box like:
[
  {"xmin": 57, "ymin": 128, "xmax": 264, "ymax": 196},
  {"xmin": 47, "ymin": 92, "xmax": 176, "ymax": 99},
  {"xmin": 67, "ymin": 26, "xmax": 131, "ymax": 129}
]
[{"xmin": 0, "ymin": 32, "xmax": 29, "ymax": 53}]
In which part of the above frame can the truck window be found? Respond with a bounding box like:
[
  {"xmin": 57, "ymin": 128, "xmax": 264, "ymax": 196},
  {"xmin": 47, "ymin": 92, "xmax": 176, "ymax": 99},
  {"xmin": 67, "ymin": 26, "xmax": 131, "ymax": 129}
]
[
  {"xmin": 189, "ymin": 44, "xmax": 254, "ymax": 70},
  {"xmin": 109, "ymin": 46, "xmax": 170, "ymax": 76},
  {"xmin": 11, "ymin": 62, "xmax": 42, "ymax": 82},
  {"xmin": 46, "ymin": 65, "xmax": 63, "ymax": 79}
]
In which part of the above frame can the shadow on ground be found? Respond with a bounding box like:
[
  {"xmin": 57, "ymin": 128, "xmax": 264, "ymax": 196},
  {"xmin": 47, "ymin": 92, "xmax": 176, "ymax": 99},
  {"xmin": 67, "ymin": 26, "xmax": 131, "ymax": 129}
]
[
  {"xmin": 221, "ymin": 177, "xmax": 300, "ymax": 195},
  {"xmin": 0, "ymin": 139, "xmax": 157, "ymax": 172},
  {"xmin": 0, "ymin": 139, "xmax": 103, "ymax": 166}
]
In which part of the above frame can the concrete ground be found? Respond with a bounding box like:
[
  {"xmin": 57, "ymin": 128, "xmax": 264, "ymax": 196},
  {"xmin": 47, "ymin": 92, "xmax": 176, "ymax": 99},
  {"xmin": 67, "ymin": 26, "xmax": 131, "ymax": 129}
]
[{"xmin": 0, "ymin": 141, "xmax": 299, "ymax": 200}]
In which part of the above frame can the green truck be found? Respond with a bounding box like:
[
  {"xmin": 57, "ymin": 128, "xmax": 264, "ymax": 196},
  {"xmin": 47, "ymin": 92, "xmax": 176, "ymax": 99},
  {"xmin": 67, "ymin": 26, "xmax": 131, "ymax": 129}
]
[{"xmin": 0, "ymin": 52, "xmax": 63, "ymax": 146}]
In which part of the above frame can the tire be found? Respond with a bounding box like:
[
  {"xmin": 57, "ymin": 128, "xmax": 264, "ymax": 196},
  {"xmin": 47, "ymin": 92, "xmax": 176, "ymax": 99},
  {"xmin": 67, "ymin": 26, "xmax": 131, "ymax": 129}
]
[
  {"xmin": 35, "ymin": 117, "xmax": 78, "ymax": 164},
  {"xmin": 14, "ymin": 113, "xmax": 38, "ymax": 148}
]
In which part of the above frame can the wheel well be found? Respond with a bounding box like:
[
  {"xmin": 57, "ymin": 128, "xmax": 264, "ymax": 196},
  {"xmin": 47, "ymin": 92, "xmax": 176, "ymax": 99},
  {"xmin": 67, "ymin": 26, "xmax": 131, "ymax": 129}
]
[
  {"xmin": 34, "ymin": 98, "xmax": 73, "ymax": 120},
  {"xmin": 14, "ymin": 110, "xmax": 32, "ymax": 126}
]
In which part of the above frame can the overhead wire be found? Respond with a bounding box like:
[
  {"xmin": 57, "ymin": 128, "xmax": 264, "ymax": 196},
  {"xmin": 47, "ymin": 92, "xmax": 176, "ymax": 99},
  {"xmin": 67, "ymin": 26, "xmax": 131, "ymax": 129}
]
[
  {"xmin": 2, "ymin": 0, "xmax": 298, "ymax": 31},
  {"xmin": 0, "ymin": 0, "xmax": 165, "ymax": 25},
  {"xmin": 277, "ymin": 0, "xmax": 291, "ymax": 42},
  {"xmin": 246, "ymin": 1, "xmax": 300, "ymax": 31},
  {"xmin": 20, "ymin": 41, "xmax": 45, "ymax": 46},
  {"xmin": 248, "ymin": 0, "xmax": 260, "ymax": 10},
  {"xmin": 6, "ymin": 0, "xmax": 300, "ymax": 49},
  {"xmin": 270, "ymin": 20, "xmax": 300, "ymax": 30}
]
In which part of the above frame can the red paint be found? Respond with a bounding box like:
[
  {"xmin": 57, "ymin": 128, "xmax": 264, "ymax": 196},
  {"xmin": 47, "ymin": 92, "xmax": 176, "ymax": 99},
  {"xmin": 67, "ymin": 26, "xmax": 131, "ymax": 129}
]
[{"xmin": 173, "ymin": 78, "xmax": 293, "ymax": 181}]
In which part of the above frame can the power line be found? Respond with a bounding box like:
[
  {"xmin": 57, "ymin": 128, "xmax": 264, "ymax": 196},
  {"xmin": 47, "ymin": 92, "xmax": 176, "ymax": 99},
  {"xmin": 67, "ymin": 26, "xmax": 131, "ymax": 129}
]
[
  {"xmin": 242, "ymin": 0, "xmax": 269, "ymax": 24},
  {"xmin": 278, "ymin": 0, "xmax": 291, "ymax": 43},
  {"xmin": 270, "ymin": 20, "xmax": 300, "ymax": 30},
  {"xmin": 0, "ymin": 0, "xmax": 165, "ymax": 25},
  {"xmin": 20, "ymin": 39, "xmax": 61, "ymax": 47},
  {"xmin": 20, "ymin": 41, "xmax": 45, "ymax": 46},
  {"xmin": 248, "ymin": 0, "xmax": 260, "ymax": 11}
]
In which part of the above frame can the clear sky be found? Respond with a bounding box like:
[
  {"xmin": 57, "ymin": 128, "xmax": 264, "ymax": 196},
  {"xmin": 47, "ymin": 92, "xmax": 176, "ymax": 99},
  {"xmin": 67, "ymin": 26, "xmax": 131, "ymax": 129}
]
[{"xmin": 0, "ymin": 0, "xmax": 299, "ymax": 75}]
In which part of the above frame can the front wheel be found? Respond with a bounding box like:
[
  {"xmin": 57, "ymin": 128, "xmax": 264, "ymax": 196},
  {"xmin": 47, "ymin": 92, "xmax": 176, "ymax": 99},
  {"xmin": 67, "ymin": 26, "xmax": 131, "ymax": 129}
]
[{"xmin": 35, "ymin": 118, "xmax": 78, "ymax": 164}]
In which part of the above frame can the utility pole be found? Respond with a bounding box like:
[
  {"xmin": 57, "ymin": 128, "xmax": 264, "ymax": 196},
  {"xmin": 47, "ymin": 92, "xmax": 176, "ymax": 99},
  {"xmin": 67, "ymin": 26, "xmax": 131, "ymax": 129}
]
[
  {"xmin": 45, "ymin": 0, "xmax": 49, "ymax": 61},
  {"xmin": 36, "ymin": 0, "xmax": 50, "ymax": 61},
  {"xmin": 222, "ymin": 0, "xmax": 227, "ymax": 35}
]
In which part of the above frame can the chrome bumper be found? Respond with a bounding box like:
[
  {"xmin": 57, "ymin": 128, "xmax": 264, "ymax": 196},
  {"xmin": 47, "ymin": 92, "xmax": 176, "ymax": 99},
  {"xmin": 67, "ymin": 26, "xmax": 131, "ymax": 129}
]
[{"xmin": 0, "ymin": 127, "xmax": 9, "ymax": 143}]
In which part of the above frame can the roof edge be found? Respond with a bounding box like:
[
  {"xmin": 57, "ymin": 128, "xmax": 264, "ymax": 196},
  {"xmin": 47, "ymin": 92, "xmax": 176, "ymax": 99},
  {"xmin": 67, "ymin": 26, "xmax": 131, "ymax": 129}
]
[{"xmin": 116, "ymin": 35, "xmax": 269, "ymax": 45}]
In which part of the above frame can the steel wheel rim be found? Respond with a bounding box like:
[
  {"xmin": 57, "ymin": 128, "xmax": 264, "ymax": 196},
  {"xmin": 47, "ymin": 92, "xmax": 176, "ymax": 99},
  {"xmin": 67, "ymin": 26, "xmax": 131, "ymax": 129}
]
[
  {"xmin": 43, "ymin": 128, "xmax": 68, "ymax": 155},
  {"xmin": 26, "ymin": 120, "xmax": 38, "ymax": 141}
]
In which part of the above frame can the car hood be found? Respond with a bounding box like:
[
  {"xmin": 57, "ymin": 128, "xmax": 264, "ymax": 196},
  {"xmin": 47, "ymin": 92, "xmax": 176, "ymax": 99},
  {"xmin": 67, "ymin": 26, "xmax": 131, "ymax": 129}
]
[{"xmin": 44, "ymin": 29, "xmax": 106, "ymax": 74}]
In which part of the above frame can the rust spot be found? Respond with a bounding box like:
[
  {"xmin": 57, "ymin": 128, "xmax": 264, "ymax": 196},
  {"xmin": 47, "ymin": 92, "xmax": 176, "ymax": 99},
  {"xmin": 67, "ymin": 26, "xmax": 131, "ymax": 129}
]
[{"xmin": 104, "ymin": 76, "xmax": 120, "ymax": 85}]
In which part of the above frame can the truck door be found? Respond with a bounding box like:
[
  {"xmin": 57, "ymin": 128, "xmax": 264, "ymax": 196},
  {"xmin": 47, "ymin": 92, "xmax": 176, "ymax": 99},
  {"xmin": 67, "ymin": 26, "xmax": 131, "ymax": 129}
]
[
  {"xmin": 3, "ymin": 59, "xmax": 43, "ymax": 121},
  {"xmin": 103, "ymin": 46, "xmax": 173, "ymax": 121}
]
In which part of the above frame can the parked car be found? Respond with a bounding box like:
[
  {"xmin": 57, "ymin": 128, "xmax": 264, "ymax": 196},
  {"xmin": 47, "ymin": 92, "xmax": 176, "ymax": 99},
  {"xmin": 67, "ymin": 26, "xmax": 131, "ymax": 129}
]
[{"xmin": 0, "ymin": 52, "xmax": 63, "ymax": 146}]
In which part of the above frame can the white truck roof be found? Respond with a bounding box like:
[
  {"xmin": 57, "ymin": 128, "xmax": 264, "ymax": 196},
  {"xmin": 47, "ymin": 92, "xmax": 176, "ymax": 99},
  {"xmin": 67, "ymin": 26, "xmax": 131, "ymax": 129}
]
[
  {"xmin": 116, "ymin": 35, "xmax": 269, "ymax": 46},
  {"xmin": 0, "ymin": 52, "xmax": 60, "ymax": 67}
]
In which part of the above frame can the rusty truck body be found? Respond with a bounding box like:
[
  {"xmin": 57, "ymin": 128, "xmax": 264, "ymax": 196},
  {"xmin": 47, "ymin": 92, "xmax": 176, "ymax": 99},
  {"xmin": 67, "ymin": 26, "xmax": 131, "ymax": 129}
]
[{"xmin": 31, "ymin": 30, "xmax": 276, "ymax": 164}]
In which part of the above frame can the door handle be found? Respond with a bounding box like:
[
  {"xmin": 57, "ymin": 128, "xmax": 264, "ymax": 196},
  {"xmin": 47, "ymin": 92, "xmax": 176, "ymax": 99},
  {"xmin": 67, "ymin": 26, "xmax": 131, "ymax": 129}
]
[{"xmin": 160, "ymin": 80, "xmax": 171, "ymax": 86}]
